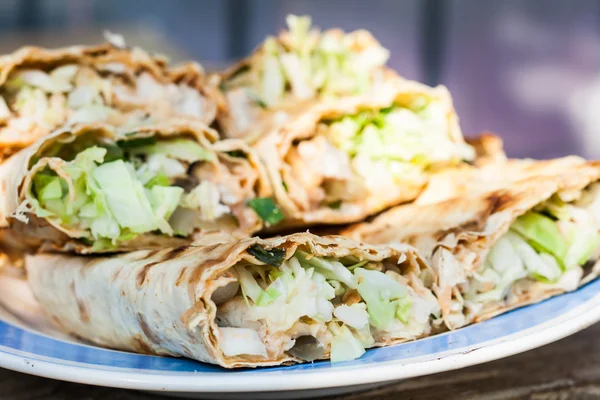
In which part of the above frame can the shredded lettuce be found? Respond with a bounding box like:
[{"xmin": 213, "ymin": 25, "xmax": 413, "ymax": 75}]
[
  {"xmin": 132, "ymin": 138, "xmax": 213, "ymax": 163},
  {"xmin": 511, "ymin": 212, "xmax": 567, "ymax": 263},
  {"xmin": 27, "ymin": 135, "xmax": 222, "ymax": 246},
  {"xmin": 473, "ymin": 199, "xmax": 600, "ymax": 309},
  {"xmin": 219, "ymin": 252, "xmax": 437, "ymax": 363},
  {"xmin": 329, "ymin": 324, "xmax": 366, "ymax": 363},
  {"xmin": 226, "ymin": 15, "xmax": 390, "ymax": 108},
  {"xmin": 323, "ymin": 104, "xmax": 473, "ymax": 181},
  {"xmin": 354, "ymin": 267, "xmax": 410, "ymax": 331}
]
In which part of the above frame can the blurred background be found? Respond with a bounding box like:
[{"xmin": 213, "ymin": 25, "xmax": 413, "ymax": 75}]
[{"xmin": 0, "ymin": 0, "xmax": 599, "ymax": 159}]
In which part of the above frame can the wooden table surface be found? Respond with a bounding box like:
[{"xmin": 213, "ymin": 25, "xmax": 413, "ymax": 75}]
[{"xmin": 1, "ymin": 321, "xmax": 598, "ymax": 400}]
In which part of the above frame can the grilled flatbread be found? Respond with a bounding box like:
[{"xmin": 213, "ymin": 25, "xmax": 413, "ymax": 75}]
[
  {"xmin": 0, "ymin": 121, "xmax": 268, "ymax": 254},
  {"xmin": 26, "ymin": 232, "xmax": 440, "ymax": 368},
  {"xmin": 216, "ymin": 15, "xmax": 395, "ymax": 142},
  {"xmin": 253, "ymin": 78, "xmax": 476, "ymax": 229},
  {"xmin": 0, "ymin": 33, "xmax": 218, "ymax": 161},
  {"xmin": 345, "ymin": 157, "xmax": 600, "ymax": 328}
]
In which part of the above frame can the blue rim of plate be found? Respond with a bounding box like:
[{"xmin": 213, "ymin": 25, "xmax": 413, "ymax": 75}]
[{"xmin": 1, "ymin": 278, "xmax": 600, "ymax": 393}]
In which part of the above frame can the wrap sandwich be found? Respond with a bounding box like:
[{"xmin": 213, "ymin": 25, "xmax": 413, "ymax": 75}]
[
  {"xmin": 252, "ymin": 77, "xmax": 476, "ymax": 228},
  {"xmin": 0, "ymin": 32, "xmax": 217, "ymax": 161},
  {"xmin": 217, "ymin": 15, "xmax": 395, "ymax": 142},
  {"xmin": 25, "ymin": 232, "xmax": 440, "ymax": 368},
  {"xmin": 344, "ymin": 157, "xmax": 600, "ymax": 329},
  {"xmin": 0, "ymin": 121, "xmax": 270, "ymax": 255}
]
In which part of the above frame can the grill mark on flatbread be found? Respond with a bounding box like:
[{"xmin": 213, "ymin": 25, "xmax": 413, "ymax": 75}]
[
  {"xmin": 136, "ymin": 261, "xmax": 161, "ymax": 288},
  {"xmin": 175, "ymin": 267, "xmax": 188, "ymax": 287},
  {"xmin": 433, "ymin": 190, "xmax": 520, "ymax": 241},
  {"xmin": 163, "ymin": 246, "xmax": 189, "ymax": 260},
  {"xmin": 70, "ymin": 280, "xmax": 90, "ymax": 323},
  {"xmin": 111, "ymin": 268, "xmax": 122, "ymax": 283},
  {"xmin": 132, "ymin": 335, "xmax": 154, "ymax": 354},
  {"xmin": 186, "ymin": 257, "xmax": 226, "ymax": 301},
  {"xmin": 136, "ymin": 312, "xmax": 161, "ymax": 345}
]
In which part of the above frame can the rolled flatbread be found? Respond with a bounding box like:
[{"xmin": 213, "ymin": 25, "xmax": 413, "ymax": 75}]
[
  {"xmin": 0, "ymin": 33, "xmax": 218, "ymax": 160},
  {"xmin": 0, "ymin": 121, "xmax": 269, "ymax": 254},
  {"xmin": 216, "ymin": 15, "xmax": 396, "ymax": 142},
  {"xmin": 25, "ymin": 232, "xmax": 440, "ymax": 368},
  {"xmin": 253, "ymin": 78, "xmax": 476, "ymax": 228},
  {"xmin": 345, "ymin": 157, "xmax": 600, "ymax": 328}
]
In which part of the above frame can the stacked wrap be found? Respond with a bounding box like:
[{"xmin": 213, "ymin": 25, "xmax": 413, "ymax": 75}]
[
  {"xmin": 345, "ymin": 157, "xmax": 600, "ymax": 328},
  {"xmin": 253, "ymin": 78, "xmax": 476, "ymax": 227},
  {"xmin": 2, "ymin": 16, "xmax": 591, "ymax": 371},
  {"xmin": 217, "ymin": 15, "xmax": 396, "ymax": 142},
  {"xmin": 0, "ymin": 34, "xmax": 218, "ymax": 161},
  {"xmin": 0, "ymin": 121, "xmax": 268, "ymax": 255},
  {"xmin": 26, "ymin": 232, "xmax": 440, "ymax": 368}
]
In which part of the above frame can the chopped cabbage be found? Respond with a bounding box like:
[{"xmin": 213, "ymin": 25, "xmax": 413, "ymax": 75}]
[
  {"xmin": 564, "ymin": 224, "xmax": 600, "ymax": 269},
  {"xmin": 333, "ymin": 304, "xmax": 369, "ymax": 329},
  {"xmin": 227, "ymin": 14, "xmax": 390, "ymax": 109},
  {"xmin": 134, "ymin": 139, "xmax": 213, "ymax": 163},
  {"xmin": 322, "ymin": 104, "xmax": 474, "ymax": 180},
  {"xmin": 473, "ymin": 198, "xmax": 600, "ymax": 310},
  {"xmin": 26, "ymin": 134, "xmax": 225, "ymax": 246},
  {"xmin": 92, "ymin": 160, "xmax": 161, "ymax": 234},
  {"xmin": 180, "ymin": 181, "xmax": 231, "ymax": 221},
  {"xmin": 511, "ymin": 212, "xmax": 567, "ymax": 262},
  {"xmin": 354, "ymin": 267, "xmax": 410, "ymax": 331},
  {"xmin": 329, "ymin": 324, "xmax": 366, "ymax": 363},
  {"xmin": 218, "ymin": 253, "xmax": 437, "ymax": 363}
]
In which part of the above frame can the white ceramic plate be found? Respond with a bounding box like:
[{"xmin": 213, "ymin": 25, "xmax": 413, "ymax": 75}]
[{"xmin": 1, "ymin": 273, "xmax": 600, "ymax": 399}]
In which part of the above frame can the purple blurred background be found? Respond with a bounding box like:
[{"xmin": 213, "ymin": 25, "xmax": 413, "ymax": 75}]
[{"xmin": 1, "ymin": 0, "xmax": 599, "ymax": 159}]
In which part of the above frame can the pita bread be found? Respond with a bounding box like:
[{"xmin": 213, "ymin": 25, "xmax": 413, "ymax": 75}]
[
  {"xmin": 216, "ymin": 18, "xmax": 396, "ymax": 142},
  {"xmin": 344, "ymin": 157, "xmax": 600, "ymax": 328},
  {"xmin": 0, "ymin": 121, "xmax": 268, "ymax": 254},
  {"xmin": 0, "ymin": 40, "xmax": 219, "ymax": 160},
  {"xmin": 26, "ymin": 232, "xmax": 438, "ymax": 368},
  {"xmin": 253, "ymin": 79, "xmax": 477, "ymax": 230}
]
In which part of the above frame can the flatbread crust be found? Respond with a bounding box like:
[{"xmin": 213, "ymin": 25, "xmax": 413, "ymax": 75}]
[
  {"xmin": 26, "ymin": 232, "xmax": 434, "ymax": 368},
  {"xmin": 254, "ymin": 78, "xmax": 473, "ymax": 230},
  {"xmin": 344, "ymin": 157, "xmax": 600, "ymax": 328},
  {"xmin": 0, "ymin": 121, "xmax": 268, "ymax": 254},
  {"xmin": 0, "ymin": 41, "xmax": 219, "ymax": 160}
]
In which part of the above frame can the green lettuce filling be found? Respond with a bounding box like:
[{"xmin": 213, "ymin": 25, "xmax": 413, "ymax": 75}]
[
  {"xmin": 27, "ymin": 137, "xmax": 221, "ymax": 248},
  {"xmin": 322, "ymin": 102, "xmax": 472, "ymax": 179},
  {"xmin": 467, "ymin": 195, "xmax": 600, "ymax": 306},
  {"xmin": 226, "ymin": 15, "xmax": 390, "ymax": 108},
  {"xmin": 219, "ymin": 251, "xmax": 437, "ymax": 362}
]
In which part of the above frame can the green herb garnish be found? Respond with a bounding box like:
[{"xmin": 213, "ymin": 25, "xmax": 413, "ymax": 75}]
[
  {"xmin": 247, "ymin": 244, "xmax": 286, "ymax": 267},
  {"xmin": 247, "ymin": 197, "xmax": 284, "ymax": 225}
]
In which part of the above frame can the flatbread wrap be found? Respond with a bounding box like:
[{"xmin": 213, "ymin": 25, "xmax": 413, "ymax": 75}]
[
  {"xmin": 253, "ymin": 78, "xmax": 475, "ymax": 228},
  {"xmin": 25, "ymin": 233, "xmax": 440, "ymax": 368},
  {"xmin": 217, "ymin": 15, "xmax": 395, "ymax": 142},
  {"xmin": 0, "ymin": 121, "xmax": 268, "ymax": 254},
  {"xmin": 0, "ymin": 33, "xmax": 217, "ymax": 160},
  {"xmin": 344, "ymin": 157, "xmax": 600, "ymax": 329}
]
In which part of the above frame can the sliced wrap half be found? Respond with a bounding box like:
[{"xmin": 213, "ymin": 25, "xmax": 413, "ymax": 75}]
[
  {"xmin": 0, "ymin": 33, "xmax": 217, "ymax": 160},
  {"xmin": 253, "ymin": 78, "xmax": 476, "ymax": 228},
  {"xmin": 0, "ymin": 121, "xmax": 269, "ymax": 254},
  {"xmin": 216, "ymin": 15, "xmax": 396, "ymax": 142},
  {"xmin": 344, "ymin": 157, "xmax": 600, "ymax": 329},
  {"xmin": 25, "ymin": 232, "xmax": 440, "ymax": 368}
]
